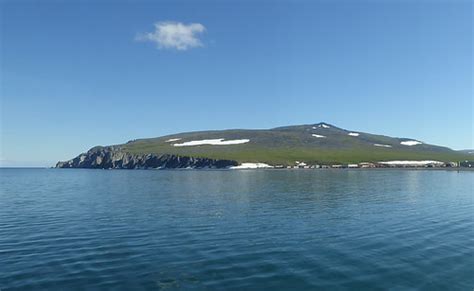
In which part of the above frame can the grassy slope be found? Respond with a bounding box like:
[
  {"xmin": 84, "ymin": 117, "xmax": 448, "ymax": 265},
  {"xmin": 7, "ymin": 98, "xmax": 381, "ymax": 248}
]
[{"xmin": 118, "ymin": 123, "xmax": 470, "ymax": 165}]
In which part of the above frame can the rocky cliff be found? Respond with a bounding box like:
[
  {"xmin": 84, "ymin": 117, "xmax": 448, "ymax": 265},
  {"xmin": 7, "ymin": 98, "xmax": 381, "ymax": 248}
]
[{"xmin": 55, "ymin": 146, "xmax": 238, "ymax": 169}]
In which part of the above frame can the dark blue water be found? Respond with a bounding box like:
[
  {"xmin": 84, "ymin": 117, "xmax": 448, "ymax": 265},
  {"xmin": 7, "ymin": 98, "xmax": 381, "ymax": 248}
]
[{"xmin": 1, "ymin": 169, "xmax": 473, "ymax": 290}]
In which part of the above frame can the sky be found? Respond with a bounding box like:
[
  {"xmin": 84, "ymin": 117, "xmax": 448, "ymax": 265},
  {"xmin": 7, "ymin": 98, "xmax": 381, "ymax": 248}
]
[{"xmin": 1, "ymin": 0, "xmax": 472, "ymax": 167}]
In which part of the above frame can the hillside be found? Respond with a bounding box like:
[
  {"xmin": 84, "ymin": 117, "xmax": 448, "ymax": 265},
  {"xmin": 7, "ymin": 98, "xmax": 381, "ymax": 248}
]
[{"xmin": 56, "ymin": 122, "xmax": 471, "ymax": 169}]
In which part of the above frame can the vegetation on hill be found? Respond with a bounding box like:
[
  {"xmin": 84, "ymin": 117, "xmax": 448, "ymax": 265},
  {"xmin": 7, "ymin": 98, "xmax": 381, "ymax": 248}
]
[{"xmin": 113, "ymin": 123, "xmax": 470, "ymax": 165}]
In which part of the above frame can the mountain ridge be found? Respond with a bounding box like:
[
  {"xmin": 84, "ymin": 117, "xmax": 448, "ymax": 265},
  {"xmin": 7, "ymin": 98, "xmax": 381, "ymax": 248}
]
[{"xmin": 56, "ymin": 122, "xmax": 471, "ymax": 169}]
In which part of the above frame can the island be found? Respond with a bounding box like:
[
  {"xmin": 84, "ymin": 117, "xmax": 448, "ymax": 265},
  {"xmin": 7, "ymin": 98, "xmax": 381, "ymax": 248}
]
[{"xmin": 56, "ymin": 122, "xmax": 473, "ymax": 170}]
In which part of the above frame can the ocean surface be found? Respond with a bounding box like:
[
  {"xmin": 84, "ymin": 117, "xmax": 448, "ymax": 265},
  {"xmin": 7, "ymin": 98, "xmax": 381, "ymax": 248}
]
[{"xmin": 1, "ymin": 168, "xmax": 473, "ymax": 290}]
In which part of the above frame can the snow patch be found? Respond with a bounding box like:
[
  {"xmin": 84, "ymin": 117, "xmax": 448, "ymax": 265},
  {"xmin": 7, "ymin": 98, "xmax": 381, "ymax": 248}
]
[
  {"xmin": 312, "ymin": 134, "xmax": 326, "ymax": 138},
  {"xmin": 173, "ymin": 138, "xmax": 250, "ymax": 147},
  {"xmin": 374, "ymin": 143, "xmax": 392, "ymax": 148},
  {"xmin": 319, "ymin": 124, "xmax": 330, "ymax": 128},
  {"xmin": 230, "ymin": 163, "xmax": 274, "ymax": 169},
  {"xmin": 401, "ymin": 140, "xmax": 422, "ymax": 146},
  {"xmin": 165, "ymin": 138, "xmax": 182, "ymax": 142},
  {"xmin": 348, "ymin": 132, "xmax": 359, "ymax": 137},
  {"xmin": 379, "ymin": 160, "xmax": 443, "ymax": 166}
]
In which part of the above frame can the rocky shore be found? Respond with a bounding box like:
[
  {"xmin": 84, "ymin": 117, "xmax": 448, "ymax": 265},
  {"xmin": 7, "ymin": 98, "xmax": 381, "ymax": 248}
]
[{"xmin": 55, "ymin": 146, "xmax": 238, "ymax": 169}]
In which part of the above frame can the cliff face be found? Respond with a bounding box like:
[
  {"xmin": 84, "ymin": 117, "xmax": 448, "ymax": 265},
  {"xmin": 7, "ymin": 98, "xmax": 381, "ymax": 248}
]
[{"xmin": 56, "ymin": 147, "xmax": 238, "ymax": 169}]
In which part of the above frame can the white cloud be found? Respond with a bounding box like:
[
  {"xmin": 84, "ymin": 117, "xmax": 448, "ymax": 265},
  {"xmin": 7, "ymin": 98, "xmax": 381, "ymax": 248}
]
[{"xmin": 137, "ymin": 21, "xmax": 206, "ymax": 51}]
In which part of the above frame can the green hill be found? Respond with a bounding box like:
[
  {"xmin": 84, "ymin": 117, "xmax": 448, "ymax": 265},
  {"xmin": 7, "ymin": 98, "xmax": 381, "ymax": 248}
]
[{"xmin": 116, "ymin": 122, "xmax": 467, "ymax": 165}]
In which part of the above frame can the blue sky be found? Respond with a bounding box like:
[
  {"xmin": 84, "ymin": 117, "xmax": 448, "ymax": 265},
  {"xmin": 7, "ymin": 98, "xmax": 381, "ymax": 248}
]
[{"xmin": 1, "ymin": 0, "xmax": 472, "ymax": 167}]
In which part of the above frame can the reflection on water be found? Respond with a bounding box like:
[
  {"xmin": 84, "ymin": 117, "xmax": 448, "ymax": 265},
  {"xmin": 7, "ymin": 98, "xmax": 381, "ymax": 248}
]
[{"xmin": 1, "ymin": 169, "xmax": 473, "ymax": 290}]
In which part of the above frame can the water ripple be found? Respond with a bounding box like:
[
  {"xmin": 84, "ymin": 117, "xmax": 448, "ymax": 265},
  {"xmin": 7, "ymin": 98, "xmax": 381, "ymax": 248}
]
[{"xmin": 0, "ymin": 169, "xmax": 473, "ymax": 290}]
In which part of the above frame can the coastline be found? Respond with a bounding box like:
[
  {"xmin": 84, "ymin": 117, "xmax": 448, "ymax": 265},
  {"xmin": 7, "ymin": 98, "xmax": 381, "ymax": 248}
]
[{"xmin": 43, "ymin": 167, "xmax": 474, "ymax": 172}]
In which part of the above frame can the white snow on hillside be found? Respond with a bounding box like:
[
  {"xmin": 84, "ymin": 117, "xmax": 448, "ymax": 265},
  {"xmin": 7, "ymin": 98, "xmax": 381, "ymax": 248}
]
[
  {"xmin": 379, "ymin": 160, "xmax": 443, "ymax": 166},
  {"xmin": 230, "ymin": 163, "xmax": 274, "ymax": 169},
  {"xmin": 400, "ymin": 140, "xmax": 422, "ymax": 146},
  {"xmin": 319, "ymin": 124, "xmax": 330, "ymax": 128},
  {"xmin": 348, "ymin": 132, "xmax": 359, "ymax": 136},
  {"xmin": 173, "ymin": 138, "xmax": 250, "ymax": 147},
  {"xmin": 374, "ymin": 144, "xmax": 392, "ymax": 148},
  {"xmin": 312, "ymin": 134, "xmax": 326, "ymax": 138}
]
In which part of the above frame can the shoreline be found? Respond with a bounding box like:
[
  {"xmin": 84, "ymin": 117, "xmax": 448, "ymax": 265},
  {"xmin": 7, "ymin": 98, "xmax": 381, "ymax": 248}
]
[{"xmin": 2, "ymin": 167, "xmax": 471, "ymax": 172}]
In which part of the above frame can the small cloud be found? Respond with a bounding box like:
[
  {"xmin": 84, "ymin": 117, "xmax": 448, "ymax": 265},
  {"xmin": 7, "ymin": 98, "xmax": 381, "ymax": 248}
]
[{"xmin": 136, "ymin": 21, "xmax": 206, "ymax": 51}]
